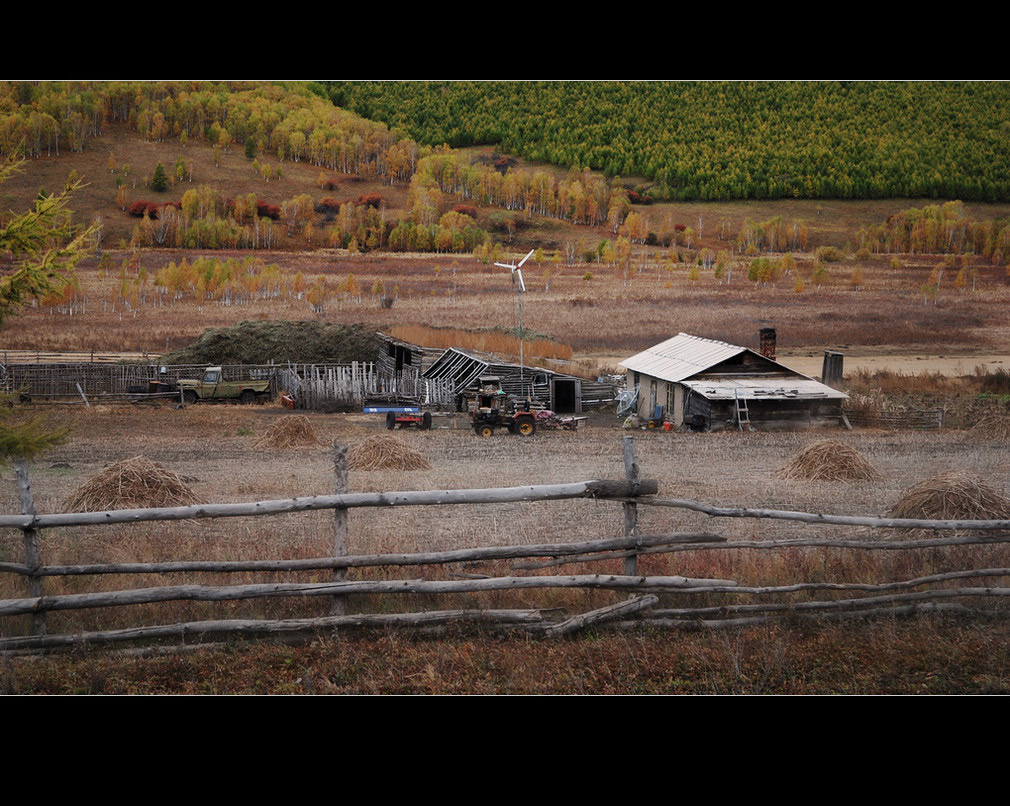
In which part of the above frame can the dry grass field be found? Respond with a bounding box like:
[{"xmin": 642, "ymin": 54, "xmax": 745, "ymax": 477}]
[
  {"xmin": 5, "ymin": 122, "xmax": 1010, "ymax": 693},
  {"xmin": 3, "ymin": 402, "xmax": 1010, "ymax": 693}
]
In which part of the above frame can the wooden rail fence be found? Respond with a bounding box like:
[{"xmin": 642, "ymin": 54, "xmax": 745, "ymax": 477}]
[
  {"xmin": 2, "ymin": 360, "xmax": 456, "ymax": 409},
  {"xmin": 2, "ymin": 437, "xmax": 1009, "ymax": 653}
]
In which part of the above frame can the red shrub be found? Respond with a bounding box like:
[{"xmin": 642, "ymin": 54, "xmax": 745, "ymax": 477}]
[
  {"xmin": 355, "ymin": 193, "xmax": 384, "ymax": 209},
  {"xmin": 453, "ymin": 204, "xmax": 478, "ymax": 218},
  {"xmin": 128, "ymin": 201, "xmax": 160, "ymax": 218},
  {"xmin": 256, "ymin": 199, "xmax": 281, "ymax": 220}
]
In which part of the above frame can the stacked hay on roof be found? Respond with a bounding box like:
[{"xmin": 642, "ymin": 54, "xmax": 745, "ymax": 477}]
[
  {"xmin": 253, "ymin": 415, "xmax": 319, "ymax": 449},
  {"xmin": 348, "ymin": 435, "xmax": 431, "ymax": 471},
  {"xmin": 775, "ymin": 439, "xmax": 883, "ymax": 481},
  {"xmin": 65, "ymin": 456, "xmax": 202, "ymax": 512},
  {"xmin": 889, "ymin": 471, "xmax": 1010, "ymax": 524}
]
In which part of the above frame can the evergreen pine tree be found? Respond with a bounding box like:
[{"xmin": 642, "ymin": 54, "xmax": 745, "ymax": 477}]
[{"xmin": 151, "ymin": 162, "xmax": 168, "ymax": 192}]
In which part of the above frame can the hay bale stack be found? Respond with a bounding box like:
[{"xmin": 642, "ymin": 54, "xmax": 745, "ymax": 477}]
[
  {"xmin": 775, "ymin": 439, "xmax": 883, "ymax": 481},
  {"xmin": 348, "ymin": 435, "xmax": 431, "ymax": 471},
  {"xmin": 253, "ymin": 415, "xmax": 319, "ymax": 449},
  {"xmin": 65, "ymin": 456, "xmax": 203, "ymax": 512},
  {"xmin": 889, "ymin": 471, "xmax": 1010, "ymax": 522},
  {"xmin": 967, "ymin": 415, "xmax": 1010, "ymax": 442}
]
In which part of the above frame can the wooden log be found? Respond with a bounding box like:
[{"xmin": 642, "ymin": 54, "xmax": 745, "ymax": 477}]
[
  {"xmin": 331, "ymin": 442, "xmax": 348, "ymax": 615},
  {"xmin": 0, "ymin": 609, "xmax": 547, "ymax": 652},
  {"xmin": 29, "ymin": 533, "xmax": 726, "ymax": 578},
  {"xmin": 0, "ymin": 479, "xmax": 659, "ymax": 530},
  {"xmin": 621, "ymin": 602, "xmax": 974, "ymax": 630},
  {"xmin": 512, "ymin": 533, "xmax": 727, "ymax": 570},
  {"xmin": 640, "ymin": 497, "xmax": 1010, "ymax": 531},
  {"xmin": 611, "ymin": 533, "xmax": 1010, "ymax": 553},
  {"xmin": 622, "ymin": 435, "xmax": 640, "ymax": 577},
  {"xmin": 15, "ymin": 460, "xmax": 45, "ymax": 636},
  {"xmin": 545, "ymin": 594, "xmax": 658, "ymax": 638},
  {"xmin": 0, "ymin": 574, "xmax": 739, "ymax": 617}
]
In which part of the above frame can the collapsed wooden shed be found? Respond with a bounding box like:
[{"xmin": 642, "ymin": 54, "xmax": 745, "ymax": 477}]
[
  {"xmin": 620, "ymin": 332, "xmax": 847, "ymax": 431},
  {"xmin": 422, "ymin": 347, "xmax": 616, "ymax": 413}
]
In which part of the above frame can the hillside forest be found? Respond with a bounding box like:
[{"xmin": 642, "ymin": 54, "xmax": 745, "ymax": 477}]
[{"xmin": 2, "ymin": 80, "xmax": 1010, "ymax": 357}]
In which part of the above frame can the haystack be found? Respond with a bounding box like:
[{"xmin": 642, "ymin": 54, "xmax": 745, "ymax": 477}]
[
  {"xmin": 348, "ymin": 435, "xmax": 431, "ymax": 471},
  {"xmin": 889, "ymin": 471, "xmax": 1010, "ymax": 522},
  {"xmin": 775, "ymin": 439, "xmax": 883, "ymax": 482},
  {"xmin": 253, "ymin": 415, "xmax": 319, "ymax": 449},
  {"xmin": 967, "ymin": 415, "xmax": 1010, "ymax": 442},
  {"xmin": 65, "ymin": 456, "xmax": 203, "ymax": 512}
]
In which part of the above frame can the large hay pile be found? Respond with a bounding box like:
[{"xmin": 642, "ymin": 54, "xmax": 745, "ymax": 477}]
[
  {"xmin": 161, "ymin": 320, "xmax": 377, "ymax": 365},
  {"xmin": 889, "ymin": 471, "xmax": 1010, "ymax": 522},
  {"xmin": 775, "ymin": 439, "xmax": 883, "ymax": 481},
  {"xmin": 65, "ymin": 456, "xmax": 203, "ymax": 512},
  {"xmin": 348, "ymin": 435, "xmax": 431, "ymax": 471},
  {"xmin": 253, "ymin": 415, "xmax": 319, "ymax": 449}
]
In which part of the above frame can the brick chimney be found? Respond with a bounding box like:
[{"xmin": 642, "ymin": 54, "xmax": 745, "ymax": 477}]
[{"xmin": 759, "ymin": 327, "xmax": 776, "ymax": 361}]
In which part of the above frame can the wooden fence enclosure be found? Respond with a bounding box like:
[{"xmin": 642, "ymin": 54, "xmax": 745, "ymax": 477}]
[
  {"xmin": 2, "ymin": 437, "xmax": 1010, "ymax": 654},
  {"xmin": 1, "ymin": 361, "xmax": 422, "ymax": 409}
]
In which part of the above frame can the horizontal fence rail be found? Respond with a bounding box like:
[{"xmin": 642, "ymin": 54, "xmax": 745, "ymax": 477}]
[{"xmin": 3, "ymin": 437, "xmax": 1010, "ymax": 654}]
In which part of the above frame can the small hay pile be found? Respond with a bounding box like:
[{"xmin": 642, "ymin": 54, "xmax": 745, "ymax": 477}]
[
  {"xmin": 967, "ymin": 414, "xmax": 1010, "ymax": 442},
  {"xmin": 889, "ymin": 471, "xmax": 1010, "ymax": 523},
  {"xmin": 775, "ymin": 439, "xmax": 883, "ymax": 481},
  {"xmin": 348, "ymin": 435, "xmax": 431, "ymax": 471},
  {"xmin": 253, "ymin": 415, "xmax": 319, "ymax": 449},
  {"xmin": 65, "ymin": 456, "xmax": 203, "ymax": 512}
]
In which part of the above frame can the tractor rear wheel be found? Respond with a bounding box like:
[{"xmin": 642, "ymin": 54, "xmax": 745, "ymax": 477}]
[{"xmin": 515, "ymin": 415, "xmax": 536, "ymax": 436}]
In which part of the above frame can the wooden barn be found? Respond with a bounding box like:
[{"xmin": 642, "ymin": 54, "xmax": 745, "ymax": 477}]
[
  {"xmin": 423, "ymin": 347, "xmax": 616, "ymax": 413},
  {"xmin": 620, "ymin": 332, "xmax": 847, "ymax": 431}
]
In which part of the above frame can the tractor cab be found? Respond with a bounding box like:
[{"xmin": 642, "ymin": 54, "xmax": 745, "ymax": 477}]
[{"xmin": 464, "ymin": 376, "xmax": 537, "ymax": 438}]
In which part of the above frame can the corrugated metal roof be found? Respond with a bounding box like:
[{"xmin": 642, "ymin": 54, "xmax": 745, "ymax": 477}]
[
  {"xmin": 619, "ymin": 333, "xmax": 750, "ymax": 382},
  {"xmin": 682, "ymin": 376, "xmax": 847, "ymax": 401}
]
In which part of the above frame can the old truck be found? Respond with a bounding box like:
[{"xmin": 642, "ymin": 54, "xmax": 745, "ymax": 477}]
[{"xmin": 179, "ymin": 367, "xmax": 272, "ymax": 405}]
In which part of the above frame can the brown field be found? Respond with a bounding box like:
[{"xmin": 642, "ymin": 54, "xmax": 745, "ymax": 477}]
[
  {"xmin": 5, "ymin": 123, "xmax": 1010, "ymax": 693},
  {"xmin": 3, "ymin": 403, "xmax": 1010, "ymax": 693},
  {"xmin": 5, "ymin": 120, "xmax": 1010, "ymax": 364}
]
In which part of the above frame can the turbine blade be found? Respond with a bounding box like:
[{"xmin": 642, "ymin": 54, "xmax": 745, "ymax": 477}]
[{"xmin": 516, "ymin": 249, "xmax": 535, "ymax": 269}]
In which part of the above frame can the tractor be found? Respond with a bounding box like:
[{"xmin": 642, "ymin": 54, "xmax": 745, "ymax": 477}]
[{"xmin": 464, "ymin": 376, "xmax": 538, "ymax": 438}]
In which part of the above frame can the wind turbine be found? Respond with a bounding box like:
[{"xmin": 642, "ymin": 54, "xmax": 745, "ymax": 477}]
[{"xmin": 494, "ymin": 248, "xmax": 535, "ymax": 399}]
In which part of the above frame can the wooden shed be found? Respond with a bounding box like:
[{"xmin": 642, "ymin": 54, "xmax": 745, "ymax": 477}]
[
  {"xmin": 620, "ymin": 332, "xmax": 847, "ymax": 431},
  {"xmin": 423, "ymin": 347, "xmax": 616, "ymax": 413}
]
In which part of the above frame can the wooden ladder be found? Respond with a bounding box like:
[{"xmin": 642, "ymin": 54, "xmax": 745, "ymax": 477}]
[{"xmin": 735, "ymin": 389, "xmax": 751, "ymax": 431}]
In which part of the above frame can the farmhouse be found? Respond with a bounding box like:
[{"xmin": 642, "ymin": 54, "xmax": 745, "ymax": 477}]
[{"xmin": 620, "ymin": 332, "xmax": 847, "ymax": 431}]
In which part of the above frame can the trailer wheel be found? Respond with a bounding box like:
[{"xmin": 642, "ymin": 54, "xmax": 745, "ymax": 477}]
[
  {"xmin": 386, "ymin": 411, "xmax": 396, "ymax": 430},
  {"xmin": 475, "ymin": 424, "xmax": 494, "ymax": 438},
  {"xmin": 421, "ymin": 411, "xmax": 432, "ymax": 430},
  {"xmin": 515, "ymin": 415, "xmax": 536, "ymax": 436}
]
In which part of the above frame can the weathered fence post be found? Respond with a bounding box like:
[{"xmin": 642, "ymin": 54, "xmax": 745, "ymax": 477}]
[
  {"xmin": 331, "ymin": 442, "xmax": 349, "ymax": 615},
  {"xmin": 622, "ymin": 435, "xmax": 640, "ymax": 577},
  {"xmin": 15, "ymin": 459, "xmax": 46, "ymax": 635}
]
